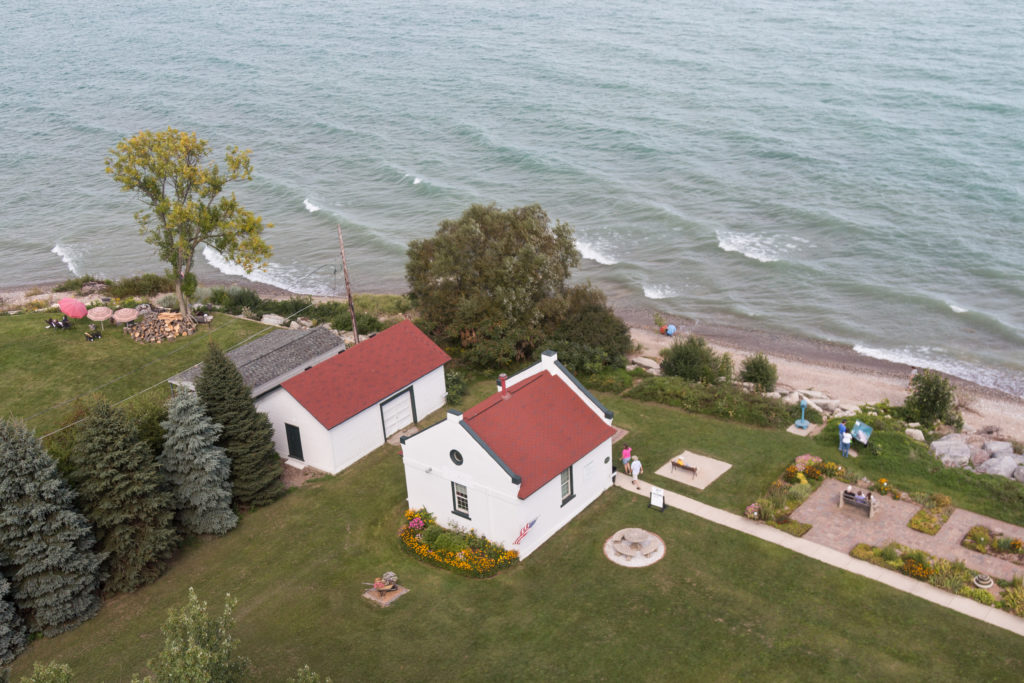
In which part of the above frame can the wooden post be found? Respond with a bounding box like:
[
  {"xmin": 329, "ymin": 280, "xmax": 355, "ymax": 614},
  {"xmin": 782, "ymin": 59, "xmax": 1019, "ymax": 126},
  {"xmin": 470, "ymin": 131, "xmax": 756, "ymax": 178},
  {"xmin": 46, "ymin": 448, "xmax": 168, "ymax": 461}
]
[{"xmin": 337, "ymin": 225, "xmax": 360, "ymax": 344}]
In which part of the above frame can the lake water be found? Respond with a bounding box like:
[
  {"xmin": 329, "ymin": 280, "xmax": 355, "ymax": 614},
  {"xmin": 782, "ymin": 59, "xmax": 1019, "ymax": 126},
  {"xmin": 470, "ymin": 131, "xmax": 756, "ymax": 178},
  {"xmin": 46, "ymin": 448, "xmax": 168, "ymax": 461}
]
[{"xmin": 2, "ymin": 0, "xmax": 1022, "ymax": 395}]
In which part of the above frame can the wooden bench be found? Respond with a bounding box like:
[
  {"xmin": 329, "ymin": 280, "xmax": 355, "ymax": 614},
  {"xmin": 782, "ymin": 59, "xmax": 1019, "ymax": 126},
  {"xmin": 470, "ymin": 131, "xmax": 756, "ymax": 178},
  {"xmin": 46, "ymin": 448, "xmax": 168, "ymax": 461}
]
[
  {"xmin": 838, "ymin": 489, "xmax": 878, "ymax": 518},
  {"xmin": 671, "ymin": 458, "xmax": 698, "ymax": 478}
]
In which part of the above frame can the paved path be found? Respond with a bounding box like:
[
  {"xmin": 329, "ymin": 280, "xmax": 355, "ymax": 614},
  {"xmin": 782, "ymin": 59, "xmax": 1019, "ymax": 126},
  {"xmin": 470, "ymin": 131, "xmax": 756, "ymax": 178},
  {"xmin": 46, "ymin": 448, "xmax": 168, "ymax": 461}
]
[
  {"xmin": 618, "ymin": 476, "xmax": 1024, "ymax": 638},
  {"xmin": 792, "ymin": 479, "xmax": 1024, "ymax": 581}
]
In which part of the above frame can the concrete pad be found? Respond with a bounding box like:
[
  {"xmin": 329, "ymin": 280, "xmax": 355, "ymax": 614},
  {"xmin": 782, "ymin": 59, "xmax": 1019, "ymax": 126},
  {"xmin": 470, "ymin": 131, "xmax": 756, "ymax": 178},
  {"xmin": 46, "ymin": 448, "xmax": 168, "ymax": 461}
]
[
  {"xmin": 362, "ymin": 585, "xmax": 409, "ymax": 607},
  {"xmin": 787, "ymin": 424, "xmax": 813, "ymax": 437},
  {"xmin": 654, "ymin": 451, "xmax": 731, "ymax": 490}
]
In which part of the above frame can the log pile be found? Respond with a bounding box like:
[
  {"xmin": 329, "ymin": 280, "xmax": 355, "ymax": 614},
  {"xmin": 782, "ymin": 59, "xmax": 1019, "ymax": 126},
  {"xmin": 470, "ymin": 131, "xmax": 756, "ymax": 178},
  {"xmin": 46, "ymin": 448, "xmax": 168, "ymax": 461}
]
[{"xmin": 126, "ymin": 312, "xmax": 198, "ymax": 343}]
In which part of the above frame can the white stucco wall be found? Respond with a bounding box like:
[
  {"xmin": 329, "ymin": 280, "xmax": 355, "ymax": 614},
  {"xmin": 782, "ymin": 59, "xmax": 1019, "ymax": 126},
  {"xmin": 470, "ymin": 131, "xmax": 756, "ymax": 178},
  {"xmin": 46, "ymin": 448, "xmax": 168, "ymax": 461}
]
[
  {"xmin": 402, "ymin": 412, "xmax": 615, "ymax": 559},
  {"xmin": 259, "ymin": 367, "xmax": 448, "ymax": 475}
]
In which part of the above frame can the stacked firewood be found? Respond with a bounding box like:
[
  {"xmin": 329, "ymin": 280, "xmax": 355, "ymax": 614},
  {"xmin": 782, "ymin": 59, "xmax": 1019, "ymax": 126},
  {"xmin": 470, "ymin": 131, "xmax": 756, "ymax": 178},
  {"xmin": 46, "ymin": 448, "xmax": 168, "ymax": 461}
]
[{"xmin": 126, "ymin": 312, "xmax": 198, "ymax": 343}]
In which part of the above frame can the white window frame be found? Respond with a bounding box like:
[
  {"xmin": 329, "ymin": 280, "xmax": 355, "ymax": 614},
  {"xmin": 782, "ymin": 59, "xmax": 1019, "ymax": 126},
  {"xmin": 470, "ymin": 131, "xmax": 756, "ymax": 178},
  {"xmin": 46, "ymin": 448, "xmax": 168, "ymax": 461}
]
[
  {"xmin": 560, "ymin": 466, "xmax": 575, "ymax": 506},
  {"xmin": 452, "ymin": 482, "xmax": 470, "ymax": 519}
]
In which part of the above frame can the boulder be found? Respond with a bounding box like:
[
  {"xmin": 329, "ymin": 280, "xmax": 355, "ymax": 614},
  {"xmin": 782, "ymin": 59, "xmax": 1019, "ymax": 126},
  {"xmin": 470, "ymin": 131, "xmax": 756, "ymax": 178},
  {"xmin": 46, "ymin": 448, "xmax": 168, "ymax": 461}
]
[
  {"xmin": 800, "ymin": 390, "xmax": 830, "ymax": 400},
  {"xmin": 804, "ymin": 399, "xmax": 823, "ymax": 415},
  {"xmin": 1013, "ymin": 466, "xmax": 1024, "ymax": 484},
  {"xmin": 907, "ymin": 422, "xmax": 921, "ymax": 429},
  {"xmin": 296, "ymin": 317, "xmax": 314, "ymax": 328},
  {"xmin": 783, "ymin": 391, "xmax": 802, "ymax": 406},
  {"xmin": 983, "ymin": 441, "xmax": 1014, "ymax": 456},
  {"xmin": 970, "ymin": 448, "xmax": 991, "ymax": 469},
  {"xmin": 931, "ymin": 434, "xmax": 970, "ymax": 468},
  {"xmin": 261, "ymin": 313, "xmax": 287, "ymax": 326},
  {"xmin": 905, "ymin": 428, "xmax": 925, "ymax": 442},
  {"xmin": 817, "ymin": 399, "xmax": 840, "ymax": 413},
  {"xmin": 765, "ymin": 392, "xmax": 782, "ymax": 400},
  {"xmin": 632, "ymin": 357, "xmax": 660, "ymax": 372},
  {"xmin": 977, "ymin": 455, "xmax": 1019, "ymax": 478}
]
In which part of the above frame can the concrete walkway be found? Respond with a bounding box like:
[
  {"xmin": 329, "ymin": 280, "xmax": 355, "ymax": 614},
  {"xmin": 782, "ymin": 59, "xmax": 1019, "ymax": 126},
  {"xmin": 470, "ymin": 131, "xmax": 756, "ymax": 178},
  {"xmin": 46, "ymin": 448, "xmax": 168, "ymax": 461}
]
[{"xmin": 618, "ymin": 476, "xmax": 1024, "ymax": 638}]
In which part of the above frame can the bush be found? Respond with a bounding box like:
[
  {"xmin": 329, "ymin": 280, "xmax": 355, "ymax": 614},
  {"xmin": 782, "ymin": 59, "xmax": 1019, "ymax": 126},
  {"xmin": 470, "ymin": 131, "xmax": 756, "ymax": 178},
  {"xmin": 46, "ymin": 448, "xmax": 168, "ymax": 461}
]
[
  {"xmin": 107, "ymin": 273, "xmax": 175, "ymax": 298},
  {"xmin": 660, "ymin": 336, "xmax": 732, "ymax": 385},
  {"xmin": 624, "ymin": 376, "xmax": 809, "ymax": 428},
  {"xmin": 957, "ymin": 585, "xmax": 999, "ymax": 606},
  {"xmin": 929, "ymin": 559, "xmax": 973, "ymax": 592},
  {"xmin": 581, "ymin": 367, "xmax": 636, "ymax": 395},
  {"xmin": 1003, "ymin": 584, "xmax": 1024, "ymax": 616},
  {"xmin": 209, "ymin": 286, "xmax": 263, "ymax": 314},
  {"xmin": 445, "ymin": 369, "xmax": 468, "ymax": 405},
  {"xmin": 964, "ymin": 525, "xmax": 992, "ymax": 553},
  {"xmin": 905, "ymin": 370, "xmax": 962, "ymax": 429},
  {"xmin": 55, "ymin": 274, "xmax": 111, "ymax": 292},
  {"xmin": 544, "ymin": 284, "xmax": 631, "ymax": 373},
  {"xmin": 786, "ymin": 482, "xmax": 813, "ymax": 506},
  {"xmin": 158, "ymin": 294, "xmax": 179, "ymax": 310},
  {"xmin": 399, "ymin": 509, "xmax": 517, "ymax": 577},
  {"xmin": 739, "ymin": 353, "xmax": 778, "ymax": 392}
]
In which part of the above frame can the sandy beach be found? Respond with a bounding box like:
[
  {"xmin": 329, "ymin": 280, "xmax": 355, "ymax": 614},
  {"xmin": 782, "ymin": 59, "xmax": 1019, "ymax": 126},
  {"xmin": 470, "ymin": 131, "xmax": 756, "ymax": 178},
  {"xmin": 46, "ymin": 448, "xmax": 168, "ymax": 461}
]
[{"xmin": 4, "ymin": 278, "xmax": 1023, "ymax": 444}]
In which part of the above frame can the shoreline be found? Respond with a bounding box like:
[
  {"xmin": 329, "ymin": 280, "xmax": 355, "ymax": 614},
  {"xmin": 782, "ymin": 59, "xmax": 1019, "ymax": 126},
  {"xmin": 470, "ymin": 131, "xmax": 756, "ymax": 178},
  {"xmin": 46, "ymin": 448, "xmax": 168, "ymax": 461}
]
[{"xmin": 3, "ymin": 276, "xmax": 1022, "ymax": 443}]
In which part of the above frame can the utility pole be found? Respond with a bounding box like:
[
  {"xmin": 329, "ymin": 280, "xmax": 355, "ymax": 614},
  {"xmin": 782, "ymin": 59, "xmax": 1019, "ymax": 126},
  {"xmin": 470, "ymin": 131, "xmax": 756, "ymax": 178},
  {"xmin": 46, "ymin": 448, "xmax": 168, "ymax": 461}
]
[{"xmin": 337, "ymin": 224, "xmax": 359, "ymax": 344}]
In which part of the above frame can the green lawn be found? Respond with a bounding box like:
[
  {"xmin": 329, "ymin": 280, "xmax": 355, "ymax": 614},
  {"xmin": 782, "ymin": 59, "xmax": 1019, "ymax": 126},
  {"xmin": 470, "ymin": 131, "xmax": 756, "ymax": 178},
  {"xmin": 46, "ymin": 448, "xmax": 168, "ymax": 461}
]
[
  {"xmin": 12, "ymin": 442, "xmax": 1024, "ymax": 681},
  {"xmin": 0, "ymin": 310, "xmax": 270, "ymax": 434}
]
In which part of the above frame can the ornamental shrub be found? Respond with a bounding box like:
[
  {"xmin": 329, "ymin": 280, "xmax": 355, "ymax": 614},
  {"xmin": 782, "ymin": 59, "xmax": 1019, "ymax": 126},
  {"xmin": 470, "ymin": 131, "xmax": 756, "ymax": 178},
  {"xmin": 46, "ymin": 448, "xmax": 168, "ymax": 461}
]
[
  {"xmin": 964, "ymin": 526, "xmax": 992, "ymax": 553},
  {"xmin": 1003, "ymin": 585, "xmax": 1024, "ymax": 616},
  {"xmin": 904, "ymin": 370, "xmax": 962, "ymax": 429},
  {"xmin": 929, "ymin": 559, "xmax": 974, "ymax": 592},
  {"xmin": 957, "ymin": 585, "xmax": 999, "ymax": 607},
  {"xmin": 660, "ymin": 336, "xmax": 732, "ymax": 385},
  {"xmin": 739, "ymin": 353, "xmax": 778, "ymax": 392}
]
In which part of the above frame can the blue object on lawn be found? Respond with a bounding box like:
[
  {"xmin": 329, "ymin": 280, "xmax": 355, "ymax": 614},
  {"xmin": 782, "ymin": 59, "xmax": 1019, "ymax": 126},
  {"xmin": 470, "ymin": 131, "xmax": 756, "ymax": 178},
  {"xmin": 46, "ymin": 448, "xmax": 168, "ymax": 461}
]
[
  {"xmin": 665, "ymin": 324, "xmax": 676, "ymax": 336},
  {"xmin": 852, "ymin": 420, "xmax": 873, "ymax": 445},
  {"xmin": 794, "ymin": 398, "xmax": 810, "ymax": 429}
]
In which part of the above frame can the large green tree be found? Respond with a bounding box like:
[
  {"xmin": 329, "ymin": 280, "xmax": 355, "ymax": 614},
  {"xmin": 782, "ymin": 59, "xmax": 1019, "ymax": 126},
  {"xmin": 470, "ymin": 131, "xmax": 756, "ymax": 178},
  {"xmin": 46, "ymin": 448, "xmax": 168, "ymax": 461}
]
[
  {"xmin": 0, "ymin": 576, "xmax": 26, "ymax": 665},
  {"xmin": 105, "ymin": 128, "xmax": 272, "ymax": 315},
  {"xmin": 0, "ymin": 419, "xmax": 103, "ymax": 637},
  {"xmin": 68, "ymin": 401, "xmax": 179, "ymax": 594},
  {"xmin": 160, "ymin": 390, "xmax": 238, "ymax": 536},
  {"xmin": 406, "ymin": 203, "xmax": 579, "ymax": 366},
  {"xmin": 195, "ymin": 344, "xmax": 284, "ymax": 508}
]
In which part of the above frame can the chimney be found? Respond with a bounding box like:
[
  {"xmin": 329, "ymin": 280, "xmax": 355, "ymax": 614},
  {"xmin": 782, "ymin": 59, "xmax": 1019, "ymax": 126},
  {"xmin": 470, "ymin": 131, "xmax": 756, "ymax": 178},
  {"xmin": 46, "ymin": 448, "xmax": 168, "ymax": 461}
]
[{"xmin": 498, "ymin": 373, "xmax": 508, "ymax": 398}]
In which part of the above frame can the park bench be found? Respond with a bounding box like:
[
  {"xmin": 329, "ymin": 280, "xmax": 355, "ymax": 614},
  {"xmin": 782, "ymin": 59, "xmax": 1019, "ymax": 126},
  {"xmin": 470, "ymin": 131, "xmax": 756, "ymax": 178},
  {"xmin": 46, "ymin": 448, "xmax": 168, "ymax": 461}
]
[
  {"xmin": 838, "ymin": 489, "xmax": 878, "ymax": 518},
  {"xmin": 671, "ymin": 457, "xmax": 698, "ymax": 478}
]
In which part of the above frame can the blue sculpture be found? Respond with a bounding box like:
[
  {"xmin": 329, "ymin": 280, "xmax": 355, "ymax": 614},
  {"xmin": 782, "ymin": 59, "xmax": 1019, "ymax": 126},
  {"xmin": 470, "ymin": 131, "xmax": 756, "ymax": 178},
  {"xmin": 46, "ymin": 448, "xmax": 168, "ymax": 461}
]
[{"xmin": 794, "ymin": 398, "xmax": 810, "ymax": 430}]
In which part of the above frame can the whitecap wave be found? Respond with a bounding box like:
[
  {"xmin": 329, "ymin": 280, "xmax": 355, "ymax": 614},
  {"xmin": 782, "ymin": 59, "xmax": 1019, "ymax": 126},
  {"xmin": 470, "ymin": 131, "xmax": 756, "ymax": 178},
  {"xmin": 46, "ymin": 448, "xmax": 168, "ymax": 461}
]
[
  {"xmin": 643, "ymin": 283, "xmax": 676, "ymax": 300},
  {"xmin": 51, "ymin": 243, "xmax": 82, "ymax": 275},
  {"xmin": 948, "ymin": 302, "xmax": 968, "ymax": 314},
  {"xmin": 576, "ymin": 240, "xmax": 618, "ymax": 265},
  {"xmin": 303, "ymin": 198, "xmax": 320, "ymax": 213},
  {"xmin": 853, "ymin": 344, "xmax": 1024, "ymax": 398},
  {"xmin": 716, "ymin": 230, "xmax": 801, "ymax": 263},
  {"xmin": 413, "ymin": 177, "xmax": 422, "ymax": 185},
  {"xmin": 201, "ymin": 246, "xmax": 335, "ymax": 296}
]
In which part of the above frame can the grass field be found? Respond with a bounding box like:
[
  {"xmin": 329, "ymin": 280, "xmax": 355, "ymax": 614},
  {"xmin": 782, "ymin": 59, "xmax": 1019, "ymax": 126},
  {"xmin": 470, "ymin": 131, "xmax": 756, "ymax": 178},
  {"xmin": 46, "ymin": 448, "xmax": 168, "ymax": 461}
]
[
  {"xmin": 0, "ymin": 310, "xmax": 270, "ymax": 435},
  {"xmin": 11, "ymin": 442, "xmax": 1023, "ymax": 681}
]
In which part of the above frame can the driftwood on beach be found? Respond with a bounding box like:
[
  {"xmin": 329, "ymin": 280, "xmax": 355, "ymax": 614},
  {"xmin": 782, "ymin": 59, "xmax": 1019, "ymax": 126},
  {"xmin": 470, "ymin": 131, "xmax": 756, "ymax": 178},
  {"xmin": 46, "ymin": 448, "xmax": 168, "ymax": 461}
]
[{"xmin": 126, "ymin": 312, "xmax": 197, "ymax": 343}]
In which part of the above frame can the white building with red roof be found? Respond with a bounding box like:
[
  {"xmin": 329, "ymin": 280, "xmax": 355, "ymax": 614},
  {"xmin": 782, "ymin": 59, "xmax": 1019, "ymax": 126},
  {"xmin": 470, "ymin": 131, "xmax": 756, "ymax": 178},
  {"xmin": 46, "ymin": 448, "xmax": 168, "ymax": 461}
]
[
  {"xmin": 401, "ymin": 350, "xmax": 616, "ymax": 559},
  {"xmin": 256, "ymin": 320, "xmax": 451, "ymax": 474}
]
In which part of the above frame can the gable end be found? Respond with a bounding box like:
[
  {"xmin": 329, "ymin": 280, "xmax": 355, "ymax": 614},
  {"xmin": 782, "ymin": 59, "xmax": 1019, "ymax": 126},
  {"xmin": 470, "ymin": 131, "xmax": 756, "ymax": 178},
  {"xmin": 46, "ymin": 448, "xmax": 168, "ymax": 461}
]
[{"xmin": 459, "ymin": 421, "xmax": 522, "ymax": 485}]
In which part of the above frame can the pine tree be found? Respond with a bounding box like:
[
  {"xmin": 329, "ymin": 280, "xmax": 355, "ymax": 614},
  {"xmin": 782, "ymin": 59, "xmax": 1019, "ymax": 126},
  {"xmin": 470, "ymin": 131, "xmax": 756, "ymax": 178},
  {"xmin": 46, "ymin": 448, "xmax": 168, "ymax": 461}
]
[
  {"xmin": 69, "ymin": 401, "xmax": 179, "ymax": 594},
  {"xmin": 195, "ymin": 344, "xmax": 284, "ymax": 508},
  {"xmin": 0, "ymin": 576, "xmax": 26, "ymax": 665},
  {"xmin": 0, "ymin": 419, "xmax": 103, "ymax": 637},
  {"xmin": 160, "ymin": 390, "xmax": 238, "ymax": 535}
]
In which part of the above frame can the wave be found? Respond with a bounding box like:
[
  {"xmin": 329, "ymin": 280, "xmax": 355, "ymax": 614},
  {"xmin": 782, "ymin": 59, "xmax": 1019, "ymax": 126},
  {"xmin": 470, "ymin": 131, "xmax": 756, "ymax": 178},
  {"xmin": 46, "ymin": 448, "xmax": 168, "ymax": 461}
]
[
  {"xmin": 201, "ymin": 246, "xmax": 336, "ymax": 296},
  {"xmin": 643, "ymin": 283, "xmax": 677, "ymax": 300},
  {"xmin": 303, "ymin": 198, "xmax": 320, "ymax": 213},
  {"xmin": 716, "ymin": 230, "xmax": 807, "ymax": 263},
  {"xmin": 853, "ymin": 344, "xmax": 1024, "ymax": 399},
  {"xmin": 51, "ymin": 243, "xmax": 82, "ymax": 276},
  {"xmin": 577, "ymin": 240, "xmax": 618, "ymax": 265},
  {"xmin": 947, "ymin": 302, "xmax": 968, "ymax": 314}
]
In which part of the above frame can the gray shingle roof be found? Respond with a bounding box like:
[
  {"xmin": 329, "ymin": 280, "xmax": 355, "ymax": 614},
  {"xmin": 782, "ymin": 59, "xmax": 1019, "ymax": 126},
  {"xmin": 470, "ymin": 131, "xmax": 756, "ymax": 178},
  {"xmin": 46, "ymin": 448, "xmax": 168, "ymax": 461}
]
[{"xmin": 170, "ymin": 327, "xmax": 345, "ymax": 394}]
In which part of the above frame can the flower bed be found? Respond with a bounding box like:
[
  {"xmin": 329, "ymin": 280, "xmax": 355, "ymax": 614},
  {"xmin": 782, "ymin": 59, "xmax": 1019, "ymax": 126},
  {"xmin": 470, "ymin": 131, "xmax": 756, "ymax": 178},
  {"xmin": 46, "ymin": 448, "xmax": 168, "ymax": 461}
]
[
  {"xmin": 399, "ymin": 509, "xmax": 518, "ymax": 578},
  {"xmin": 746, "ymin": 457, "xmax": 848, "ymax": 536},
  {"xmin": 907, "ymin": 493, "xmax": 954, "ymax": 535},
  {"xmin": 850, "ymin": 542, "xmax": 1024, "ymax": 616},
  {"xmin": 962, "ymin": 525, "xmax": 1024, "ymax": 566}
]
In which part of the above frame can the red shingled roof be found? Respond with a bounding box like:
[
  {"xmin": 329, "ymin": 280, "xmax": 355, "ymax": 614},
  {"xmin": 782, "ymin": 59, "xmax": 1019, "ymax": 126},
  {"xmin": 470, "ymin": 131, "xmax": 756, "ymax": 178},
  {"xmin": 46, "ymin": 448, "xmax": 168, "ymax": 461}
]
[
  {"xmin": 282, "ymin": 320, "xmax": 450, "ymax": 429},
  {"xmin": 463, "ymin": 370, "xmax": 615, "ymax": 499}
]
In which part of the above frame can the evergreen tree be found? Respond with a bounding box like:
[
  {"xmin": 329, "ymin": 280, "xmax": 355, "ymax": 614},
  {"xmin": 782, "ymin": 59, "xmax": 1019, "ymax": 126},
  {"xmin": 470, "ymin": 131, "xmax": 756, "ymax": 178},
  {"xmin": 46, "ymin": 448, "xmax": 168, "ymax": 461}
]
[
  {"xmin": 69, "ymin": 401, "xmax": 179, "ymax": 594},
  {"xmin": 160, "ymin": 390, "xmax": 238, "ymax": 535},
  {"xmin": 0, "ymin": 576, "xmax": 26, "ymax": 665},
  {"xmin": 195, "ymin": 344, "xmax": 283, "ymax": 508},
  {"xmin": 0, "ymin": 419, "xmax": 103, "ymax": 637}
]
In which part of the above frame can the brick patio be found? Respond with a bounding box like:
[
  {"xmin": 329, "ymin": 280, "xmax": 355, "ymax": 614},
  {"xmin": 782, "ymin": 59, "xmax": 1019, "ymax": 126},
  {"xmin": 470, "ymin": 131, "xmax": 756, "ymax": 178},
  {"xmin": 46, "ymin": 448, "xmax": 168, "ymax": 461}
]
[{"xmin": 792, "ymin": 478, "xmax": 1024, "ymax": 581}]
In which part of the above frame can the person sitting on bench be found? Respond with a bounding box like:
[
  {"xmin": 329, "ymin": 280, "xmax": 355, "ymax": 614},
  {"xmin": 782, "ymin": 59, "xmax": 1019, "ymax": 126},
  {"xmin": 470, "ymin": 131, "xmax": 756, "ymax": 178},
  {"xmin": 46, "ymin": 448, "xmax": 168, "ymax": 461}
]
[{"xmin": 855, "ymin": 491, "xmax": 867, "ymax": 504}]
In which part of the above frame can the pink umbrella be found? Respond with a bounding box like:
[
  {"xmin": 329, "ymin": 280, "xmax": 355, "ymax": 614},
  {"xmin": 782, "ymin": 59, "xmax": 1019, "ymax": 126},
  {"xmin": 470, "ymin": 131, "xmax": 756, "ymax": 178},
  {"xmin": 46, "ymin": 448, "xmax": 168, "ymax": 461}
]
[
  {"xmin": 86, "ymin": 306, "xmax": 113, "ymax": 331},
  {"xmin": 113, "ymin": 308, "xmax": 139, "ymax": 324},
  {"xmin": 58, "ymin": 298, "xmax": 87, "ymax": 319}
]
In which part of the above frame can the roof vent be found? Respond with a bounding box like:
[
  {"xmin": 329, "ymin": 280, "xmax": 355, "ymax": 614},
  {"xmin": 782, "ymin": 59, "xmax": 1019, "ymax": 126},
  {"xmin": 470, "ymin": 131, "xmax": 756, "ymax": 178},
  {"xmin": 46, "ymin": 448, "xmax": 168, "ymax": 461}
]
[{"xmin": 498, "ymin": 373, "xmax": 509, "ymax": 399}]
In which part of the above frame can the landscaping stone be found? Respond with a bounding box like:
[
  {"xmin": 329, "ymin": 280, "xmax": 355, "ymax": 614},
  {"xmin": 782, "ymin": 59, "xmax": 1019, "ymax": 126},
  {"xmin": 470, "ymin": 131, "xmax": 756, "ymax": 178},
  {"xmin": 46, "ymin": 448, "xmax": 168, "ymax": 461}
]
[
  {"xmin": 977, "ymin": 455, "xmax": 1019, "ymax": 478},
  {"xmin": 817, "ymin": 399, "xmax": 840, "ymax": 413},
  {"xmin": 905, "ymin": 428, "xmax": 925, "ymax": 442},
  {"xmin": 632, "ymin": 356, "xmax": 660, "ymax": 373},
  {"xmin": 1013, "ymin": 466, "xmax": 1024, "ymax": 484},
  {"xmin": 783, "ymin": 391, "xmax": 802, "ymax": 406},
  {"xmin": 970, "ymin": 448, "xmax": 991, "ymax": 469},
  {"xmin": 260, "ymin": 313, "xmax": 287, "ymax": 326},
  {"xmin": 801, "ymin": 390, "xmax": 829, "ymax": 400},
  {"xmin": 983, "ymin": 441, "xmax": 1014, "ymax": 456},
  {"xmin": 931, "ymin": 434, "xmax": 971, "ymax": 468}
]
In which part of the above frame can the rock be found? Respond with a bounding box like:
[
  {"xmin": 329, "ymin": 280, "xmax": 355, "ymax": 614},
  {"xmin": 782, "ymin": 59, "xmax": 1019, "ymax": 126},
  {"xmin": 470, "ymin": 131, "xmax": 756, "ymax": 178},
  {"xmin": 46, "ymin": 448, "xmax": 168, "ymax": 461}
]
[
  {"xmin": 632, "ymin": 357, "xmax": 660, "ymax": 372},
  {"xmin": 983, "ymin": 441, "xmax": 1014, "ymax": 456},
  {"xmin": 977, "ymin": 455, "xmax": 1019, "ymax": 478},
  {"xmin": 907, "ymin": 422, "xmax": 921, "ymax": 429},
  {"xmin": 261, "ymin": 313, "xmax": 287, "ymax": 326},
  {"xmin": 905, "ymin": 428, "xmax": 925, "ymax": 442},
  {"xmin": 970, "ymin": 448, "xmax": 991, "ymax": 468},
  {"xmin": 801, "ymin": 390, "xmax": 830, "ymax": 400},
  {"xmin": 1013, "ymin": 466, "xmax": 1024, "ymax": 484},
  {"xmin": 290, "ymin": 321, "xmax": 302, "ymax": 329},
  {"xmin": 297, "ymin": 317, "xmax": 314, "ymax": 328},
  {"xmin": 817, "ymin": 399, "xmax": 840, "ymax": 413},
  {"xmin": 931, "ymin": 434, "xmax": 970, "ymax": 468},
  {"xmin": 765, "ymin": 392, "xmax": 781, "ymax": 400},
  {"xmin": 783, "ymin": 391, "xmax": 802, "ymax": 406},
  {"xmin": 804, "ymin": 399, "xmax": 823, "ymax": 415}
]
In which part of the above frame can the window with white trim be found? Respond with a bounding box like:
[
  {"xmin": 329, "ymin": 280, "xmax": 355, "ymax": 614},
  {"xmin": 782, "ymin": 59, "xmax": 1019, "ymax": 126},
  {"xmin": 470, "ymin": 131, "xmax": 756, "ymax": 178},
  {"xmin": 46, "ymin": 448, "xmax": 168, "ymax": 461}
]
[
  {"xmin": 560, "ymin": 466, "xmax": 574, "ymax": 506},
  {"xmin": 452, "ymin": 482, "xmax": 470, "ymax": 518}
]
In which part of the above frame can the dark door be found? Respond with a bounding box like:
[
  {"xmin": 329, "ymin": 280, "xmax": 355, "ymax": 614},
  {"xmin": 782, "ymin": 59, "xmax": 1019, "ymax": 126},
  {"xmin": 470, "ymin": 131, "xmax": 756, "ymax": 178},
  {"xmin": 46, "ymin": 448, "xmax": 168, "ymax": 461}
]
[{"xmin": 285, "ymin": 423, "xmax": 304, "ymax": 461}]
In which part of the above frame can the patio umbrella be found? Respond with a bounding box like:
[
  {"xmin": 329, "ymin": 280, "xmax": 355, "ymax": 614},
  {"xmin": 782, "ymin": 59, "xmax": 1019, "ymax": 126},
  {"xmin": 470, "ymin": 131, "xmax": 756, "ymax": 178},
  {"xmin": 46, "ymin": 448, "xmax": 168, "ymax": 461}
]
[
  {"xmin": 113, "ymin": 307, "xmax": 139, "ymax": 325},
  {"xmin": 86, "ymin": 305, "xmax": 113, "ymax": 331},
  {"xmin": 58, "ymin": 297, "xmax": 87, "ymax": 319}
]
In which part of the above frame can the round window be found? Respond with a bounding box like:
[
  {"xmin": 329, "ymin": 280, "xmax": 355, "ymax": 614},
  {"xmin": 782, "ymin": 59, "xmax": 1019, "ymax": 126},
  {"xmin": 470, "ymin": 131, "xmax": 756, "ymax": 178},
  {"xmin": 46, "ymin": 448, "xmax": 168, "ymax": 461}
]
[{"xmin": 450, "ymin": 449, "xmax": 464, "ymax": 465}]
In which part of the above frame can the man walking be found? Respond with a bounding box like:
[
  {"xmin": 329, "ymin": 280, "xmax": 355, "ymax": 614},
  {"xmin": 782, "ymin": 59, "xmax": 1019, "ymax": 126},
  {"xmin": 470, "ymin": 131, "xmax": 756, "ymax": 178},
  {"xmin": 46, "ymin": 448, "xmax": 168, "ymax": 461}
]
[{"xmin": 630, "ymin": 456, "xmax": 644, "ymax": 490}]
